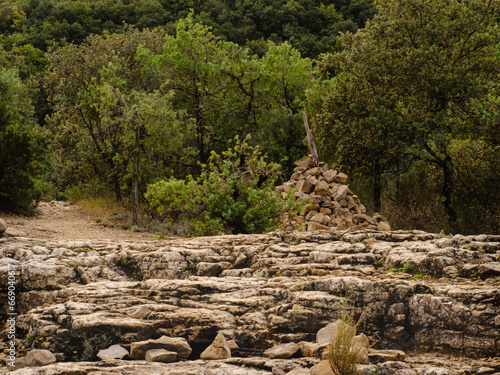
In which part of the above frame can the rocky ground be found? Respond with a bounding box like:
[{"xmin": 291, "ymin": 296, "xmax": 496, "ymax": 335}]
[{"xmin": 0, "ymin": 202, "xmax": 499, "ymax": 374}]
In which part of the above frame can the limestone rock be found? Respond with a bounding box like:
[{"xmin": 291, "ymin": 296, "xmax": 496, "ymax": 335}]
[
  {"xmin": 286, "ymin": 368, "xmax": 310, "ymax": 375},
  {"xmin": 263, "ymin": 343, "xmax": 300, "ymax": 359},
  {"xmin": 296, "ymin": 180, "xmax": 313, "ymax": 194},
  {"xmin": 377, "ymin": 221, "xmax": 391, "ymax": 231},
  {"xmin": 130, "ymin": 336, "xmax": 192, "ymax": 360},
  {"xmin": 298, "ymin": 341, "xmax": 322, "ymax": 358},
  {"xmin": 97, "ymin": 345, "xmax": 129, "ymax": 360},
  {"xmin": 145, "ymin": 349, "xmax": 177, "ymax": 363},
  {"xmin": 334, "ymin": 172, "xmax": 348, "ymax": 183},
  {"xmin": 310, "ymin": 360, "xmax": 334, "ymax": 375},
  {"xmin": 323, "ymin": 169, "xmax": 337, "ymax": 183},
  {"xmin": 368, "ymin": 349, "xmax": 406, "ymax": 362},
  {"xmin": 200, "ymin": 332, "xmax": 231, "ymax": 360},
  {"xmin": 335, "ymin": 185, "xmax": 349, "ymax": 201},
  {"xmin": 24, "ymin": 349, "xmax": 57, "ymax": 367},
  {"xmin": 307, "ymin": 221, "xmax": 329, "ymax": 232},
  {"xmin": 317, "ymin": 320, "xmax": 341, "ymax": 345}
]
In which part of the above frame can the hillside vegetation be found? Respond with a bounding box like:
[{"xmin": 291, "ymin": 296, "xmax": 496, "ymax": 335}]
[{"xmin": 0, "ymin": 0, "xmax": 499, "ymax": 235}]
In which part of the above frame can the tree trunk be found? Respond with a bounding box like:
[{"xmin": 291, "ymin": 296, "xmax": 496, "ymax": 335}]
[
  {"xmin": 112, "ymin": 173, "xmax": 122, "ymax": 203},
  {"xmin": 373, "ymin": 159, "xmax": 382, "ymax": 213},
  {"xmin": 132, "ymin": 122, "xmax": 142, "ymax": 226},
  {"xmin": 302, "ymin": 111, "xmax": 319, "ymax": 166},
  {"xmin": 442, "ymin": 153, "xmax": 457, "ymax": 229}
]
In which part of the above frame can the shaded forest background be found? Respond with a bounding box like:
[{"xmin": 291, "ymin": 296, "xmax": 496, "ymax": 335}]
[{"xmin": 0, "ymin": 0, "xmax": 499, "ymax": 235}]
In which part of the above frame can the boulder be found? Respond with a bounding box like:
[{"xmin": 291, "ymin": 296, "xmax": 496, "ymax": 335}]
[
  {"xmin": 130, "ymin": 336, "xmax": 192, "ymax": 360},
  {"xmin": 24, "ymin": 349, "xmax": 57, "ymax": 367},
  {"xmin": 97, "ymin": 345, "xmax": 129, "ymax": 360},
  {"xmin": 200, "ymin": 332, "xmax": 231, "ymax": 360},
  {"xmin": 263, "ymin": 342, "xmax": 300, "ymax": 359},
  {"xmin": 145, "ymin": 349, "xmax": 177, "ymax": 363}
]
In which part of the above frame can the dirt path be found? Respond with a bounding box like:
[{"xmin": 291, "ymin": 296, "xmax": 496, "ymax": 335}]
[{"xmin": 3, "ymin": 201, "xmax": 157, "ymax": 241}]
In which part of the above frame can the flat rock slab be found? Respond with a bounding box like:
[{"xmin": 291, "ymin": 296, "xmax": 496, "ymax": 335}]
[
  {"xmin": 145, "ymin": 349, "xmax": 177, "ymax": 363},
  {"xmin": 97, "ymin": 345, "xmax": 129, "ymax": 360},
  {"xmin": 130, "ymin": 336, "xmax": 192, "ymax": 360}
]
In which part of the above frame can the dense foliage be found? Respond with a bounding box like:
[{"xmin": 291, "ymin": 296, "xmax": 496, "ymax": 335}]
[
  {"xmin": 311, "ymin": 0, "xmax": 500, "ymax": 233},
  {"xmin": 146, "ymin": 137, "xmax": 302, "ymax": 235},
  {"xmin": 0, "ymin": 0, "xmax": 498, "ymax": 235}
]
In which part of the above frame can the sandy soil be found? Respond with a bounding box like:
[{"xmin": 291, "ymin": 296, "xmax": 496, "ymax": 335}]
[{"xmin": 2, "ymin": 201, "xmax": 157, "ymax": 242}]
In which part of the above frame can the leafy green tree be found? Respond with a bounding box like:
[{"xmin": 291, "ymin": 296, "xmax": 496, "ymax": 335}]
[
  {"xmin": 146, "ymin": 136, "xmax": 301, "ymax": 236},
  {"xmin": 44, "ymin": 28, "xmax": 169, "ymax": 203},
  {"xmin": 0, "ymin": 68, "xmax": 42, "ymax": 212},
  {"xmin": 313, "ymin": 0, "xmax": 500, "ymax": 229}
]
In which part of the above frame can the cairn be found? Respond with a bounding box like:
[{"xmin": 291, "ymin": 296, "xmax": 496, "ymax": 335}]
[{"xmin": 276, "ymin": 156, "xmax": 391, "ymax": 232}]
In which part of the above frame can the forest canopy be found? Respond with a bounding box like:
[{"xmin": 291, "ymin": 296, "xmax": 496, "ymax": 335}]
[{"xmin": 0, "ymin": 0, "xmax": 499, "ymax": 235}]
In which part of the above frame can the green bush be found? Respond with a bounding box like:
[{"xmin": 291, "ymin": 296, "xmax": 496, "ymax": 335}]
[{"xmin": 146, "ymin": 136, "xmax": 302, "ymax": 236}]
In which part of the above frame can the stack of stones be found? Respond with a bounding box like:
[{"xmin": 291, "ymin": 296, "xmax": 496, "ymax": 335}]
[{"xmin": 276, "ymin": 156, "xmax": 391, "ymax": 232}]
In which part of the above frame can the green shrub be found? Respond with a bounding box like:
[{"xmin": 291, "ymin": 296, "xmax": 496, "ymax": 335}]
[{"xmin": 146, "ymin": 136, "xmax": 303, "ymax": 236}]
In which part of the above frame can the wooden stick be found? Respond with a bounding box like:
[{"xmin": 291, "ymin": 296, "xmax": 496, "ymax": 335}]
[{"xmin": 302, "ymin": 110, "xmax": 319, "ymax": 167}]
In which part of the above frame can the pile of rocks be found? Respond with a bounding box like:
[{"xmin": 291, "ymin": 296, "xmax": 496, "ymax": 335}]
[{"xmin": 276, "ymin": 156, "xmax": 391, "ymax": 232}]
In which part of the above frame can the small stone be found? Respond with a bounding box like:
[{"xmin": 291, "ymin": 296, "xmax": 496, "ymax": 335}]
[
  {"xmin": 145, "ymin": 349, "xmax": 177, "ymax": 363},
  {"xmin": 227, "ymin": 340, "xmax": 239, "ymax": 350},
  {"xmin": 307, "ymin": 222, "xmax": 329, "ymax": 232},
  {"xmin": 334, "ymin": 172, "xmax": 348, "ymax": 183},
  {"xmin": 294, "ymin": 167, "xmax": 306, "ymax": 173},
  {"xmin": 97, "ymin": 345, "xmax": 129, "ymax": 360},
  {"xmin": 23, "ymin": 349, "xmax": 56, "ymax": 367},
  {"xmin": 323, "ymin": 170, "xmax": 337, "ymax": 183},
  {"xmin": 310, "ymin": 360, "xmax": 334, "ymax": 375},
  {"xmin": 315, "ymin": 181, "xmax": 330, "ymax": 196},
  {"xmin": 130, "ymin": 336, "xmax": 192, "ymax": 360},
  {"xmin": 335, "ymin": 185, "xmax": 349, "ymax": 201},
  {"xmin": 286, "ymin": 367, "xmax": 310, "ymax": 375},
  {"xmin": 298, "ymin": 341, "xmax": 322, "ymax": 357},
  {"xmin": 377, "ymin": 221, "xmax": 391, "ymax": 231},
  {"xmin": 294, "ymin": 156, "xmax": 313, "ymax": 168},
  {"xmin": 368, "ymin": 349, "xmax": 405, "ymax": 362},
  {"xmin": 310, "ymin": 213, "xmax": 327, "ymax": 224},
  {"xmin": 306, "ymin": 167, "xmax": 322, "ymax": 176},
  {"xmin": 305, "ymin": 210, "xmax": 319, "ymax": 221},
  {"xmin": 200, "ymin": 332, "xmax": 231, "ymax": 360},
  {"xmin": 301, "ymin": 202, "xmax": 320, "ymax": 215},
  {"xmin": 296, "ymin": 180, "xmax": 313, "ymax": 194},
  {"xmin": 264, "ymin": 342, "xmax": 300, "ymax": 359},
  {"xmin": 317, "ymin": 320, "xmax": 341, "ymax": 345},
  {"xmin": 320, "ymin": 208, "xmax": 332, "ymax": 215}
]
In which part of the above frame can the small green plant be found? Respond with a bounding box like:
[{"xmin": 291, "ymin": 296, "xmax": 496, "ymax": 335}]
[
  {"xmin": 328, "ymin": 298, "xmax": 366, "ymax": 375},
  {"xmin": 410, "ymin": 273, "xmax": 428, "ymax": 280},
  {"xmin": 26, "ymin": 333, "xmax": 39, "ymax": 346},
  {"xmin": 472, "ymin": 252, "xmax": 479, "ymax": 259},
  {"xmin": 400, "ymin": 263, "xmax": 415, "ymax": 273},
  {"xmin": 119, "ymin": 255, "xmax": 140, "ymax": 280},
  {"xmin": 384, "ymin": 268, "xmax": 398, "ymax": 273}
]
